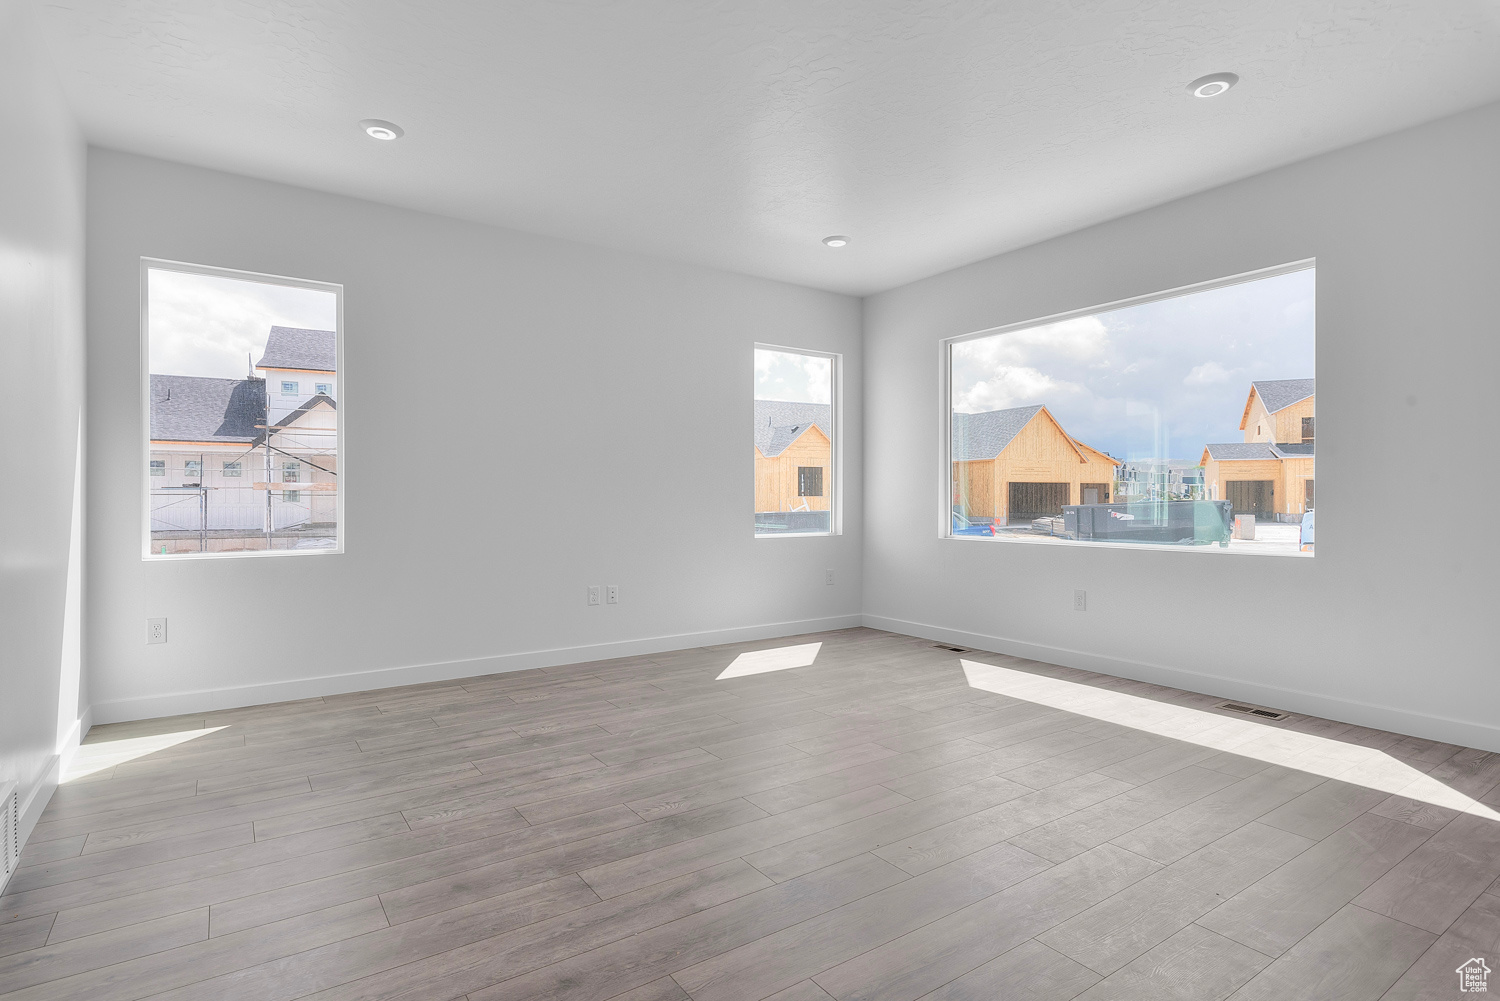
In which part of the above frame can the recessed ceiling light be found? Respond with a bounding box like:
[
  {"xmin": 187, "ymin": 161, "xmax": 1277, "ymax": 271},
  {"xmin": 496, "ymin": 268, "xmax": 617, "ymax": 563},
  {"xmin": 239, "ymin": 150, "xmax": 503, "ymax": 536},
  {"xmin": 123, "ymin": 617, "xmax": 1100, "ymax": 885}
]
[
  {"xmin": 1187, "ymin": 73, "xmax": 1238, "ymax": 98},
  {"xmin": 822, "ymin": 235, "xmax": 850, "ymax": 248},
  {"xmin": 359, "ymin": 119, "xmax": 404, "ymax": 141}
]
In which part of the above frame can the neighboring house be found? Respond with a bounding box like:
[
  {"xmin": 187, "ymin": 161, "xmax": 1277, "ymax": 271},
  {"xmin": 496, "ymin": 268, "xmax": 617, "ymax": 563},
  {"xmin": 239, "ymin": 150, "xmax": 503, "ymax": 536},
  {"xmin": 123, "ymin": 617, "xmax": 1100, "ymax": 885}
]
[
  {"xmin": 150, "ymin": 326, "xmax": 337, "ymax": 546},
  {"xmin": 952, "ymin": 405, "xmax": 1120, "ymax": 523},
  {"xmin": 1115, "ymin": 461, "xmax": 1206, "ymax": 501},
  {"xmin": 1200, "ymin": 378, "xmax": 1314, "ymax": 521},
  {"xmin": 754, "ymin": 400, "xmax": 831, "ymax": 514}
]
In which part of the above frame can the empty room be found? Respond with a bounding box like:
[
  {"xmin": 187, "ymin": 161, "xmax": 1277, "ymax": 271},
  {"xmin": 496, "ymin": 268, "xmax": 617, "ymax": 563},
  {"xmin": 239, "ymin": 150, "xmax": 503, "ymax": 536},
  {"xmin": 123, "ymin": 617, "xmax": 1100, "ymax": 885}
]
[{"xmin": 3, "ymin": 1, "xmax": 1498, "ymax": 998}]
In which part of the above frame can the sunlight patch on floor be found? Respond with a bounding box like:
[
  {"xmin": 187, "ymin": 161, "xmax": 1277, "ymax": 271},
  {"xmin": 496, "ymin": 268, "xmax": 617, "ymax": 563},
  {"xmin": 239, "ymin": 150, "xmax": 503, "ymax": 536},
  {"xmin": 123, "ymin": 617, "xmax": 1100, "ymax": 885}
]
[
  {"xmin": 64, "ymin": 726, "xmax": 228, "ymax": 782},
  {"xmin": 717, "ymin": 642, "xmax": 822, "ymax": 680},
  {"xmin": 961, "ymin": 659, "xmax": 1500, "ymax": 820}
]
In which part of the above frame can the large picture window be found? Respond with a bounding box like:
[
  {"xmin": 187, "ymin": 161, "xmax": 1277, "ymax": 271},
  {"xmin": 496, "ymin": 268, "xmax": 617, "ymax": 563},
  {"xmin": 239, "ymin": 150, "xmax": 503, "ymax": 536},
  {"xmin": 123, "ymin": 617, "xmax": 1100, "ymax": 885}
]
[
  {"xmin": 143, "ymin": 260, "xmax": 342, "ymax": 557},
  {"xmin": 754, "ymin": 346, "xmax": 836, "ymax": 536},
  {"xmin": 947, "ymin": 263, "xmax": 1314, "ymax": 555}
]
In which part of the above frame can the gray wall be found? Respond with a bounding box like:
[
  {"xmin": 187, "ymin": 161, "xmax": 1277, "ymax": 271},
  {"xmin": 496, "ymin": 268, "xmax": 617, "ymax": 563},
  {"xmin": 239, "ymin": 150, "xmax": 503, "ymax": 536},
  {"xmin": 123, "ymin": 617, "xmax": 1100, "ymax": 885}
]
[
  {"xmin": 862, "ymin": 102, "xmax": 1500, "ymax": 752},
  {"xmin": 0, "ymin": 0, "xmax": 87, "ymax": 842},
  {"xmin": 85, "ymin": 150, "xmax": 863, "ymax": 722}
]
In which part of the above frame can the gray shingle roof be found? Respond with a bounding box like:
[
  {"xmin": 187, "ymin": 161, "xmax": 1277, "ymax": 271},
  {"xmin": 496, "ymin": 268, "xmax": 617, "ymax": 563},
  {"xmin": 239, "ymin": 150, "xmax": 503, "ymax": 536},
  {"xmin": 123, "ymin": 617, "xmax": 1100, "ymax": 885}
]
[
  {"xmin": 1252, "ymin": 378, "xmax": 1314, "ymax": 414},
  {"xmin": 951, "ymin": 406, "xmax": 1043, "ymax": 461},
  {"xmin": 1205, "ymin": 441, "xmax": 1315, "ymax": 460},
  {"xmin": 150, "ymin": 375, "xmax": 265, "ymax": 442},
  {"xmin": 256, "ymin": 326, "xmax": 336, "ymax": 372},
  {"xmin": 754, "ymin": 401, "xmax": 831, "ymax": 457},
  {"xmin": 1204, "ymin": 442, "xmax": 1277, "ymax": 460}
]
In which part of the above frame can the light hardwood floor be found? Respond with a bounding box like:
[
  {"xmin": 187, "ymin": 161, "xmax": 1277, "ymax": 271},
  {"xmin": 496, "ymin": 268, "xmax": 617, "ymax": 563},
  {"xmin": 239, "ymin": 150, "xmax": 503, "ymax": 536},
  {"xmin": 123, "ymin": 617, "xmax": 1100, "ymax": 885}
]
[{"xmin": 3, "ymin": 628, "xmax": 1498, "ymax": 1001}]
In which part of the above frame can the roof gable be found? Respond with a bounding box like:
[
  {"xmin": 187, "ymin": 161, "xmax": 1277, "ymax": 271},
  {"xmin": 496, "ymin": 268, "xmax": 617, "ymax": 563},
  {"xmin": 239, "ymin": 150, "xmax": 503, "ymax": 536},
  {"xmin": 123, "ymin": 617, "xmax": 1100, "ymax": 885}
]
[
  {"xmin": 754, "ymin": 400, "xmax": 832, "ymax": 457},
  {"xmin": 256, "ymin": 326, "xmax": 336, "ymax": 372},
  {"xmin": 1240, "ymin": 378, "xmax": 1314, "ymax": 428}
]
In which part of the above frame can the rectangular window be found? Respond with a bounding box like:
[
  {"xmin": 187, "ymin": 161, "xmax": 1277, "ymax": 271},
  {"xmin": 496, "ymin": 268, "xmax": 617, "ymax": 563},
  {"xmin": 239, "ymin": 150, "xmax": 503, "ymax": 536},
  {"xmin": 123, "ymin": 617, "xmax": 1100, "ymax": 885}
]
[
  {"xmin": 315, "ymin": 383, "xmax": 331, "ymax": 396},
  {"xmin": 144, "ymin": 260, "xmax": 341, "ymax": 557},
  {"xmin": 755, "ymin": 346, "xmax": 837, "ymax": 536},
  {"xmin": 946, "ymin": 262, "xmax": 1313, "ymax": 556},
  {"xmin": 1305, "ymin": 479, "xmax": 1315, "ymax": 508}
]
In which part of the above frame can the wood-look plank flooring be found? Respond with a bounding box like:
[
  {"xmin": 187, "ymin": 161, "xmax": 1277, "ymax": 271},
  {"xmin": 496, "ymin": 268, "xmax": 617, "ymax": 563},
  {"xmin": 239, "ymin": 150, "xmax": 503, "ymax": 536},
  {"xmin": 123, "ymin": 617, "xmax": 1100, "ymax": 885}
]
[{"xmin": 4, "ymin": 627, "xmax": 1498, "ymax": 1001}]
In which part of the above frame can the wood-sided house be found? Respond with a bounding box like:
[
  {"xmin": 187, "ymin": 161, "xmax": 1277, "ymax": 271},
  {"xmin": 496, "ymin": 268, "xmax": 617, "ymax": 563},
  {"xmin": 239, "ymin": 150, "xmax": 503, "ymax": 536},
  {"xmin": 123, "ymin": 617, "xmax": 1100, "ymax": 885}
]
[
  {"xmin": 952, "ymin": 405, "xmax": 1120, "ymax": 523},
  {"xmin": 754, "ymin": 400, "xmax": 831, "ymax": 515},
  {"xmin": 1200, "ymin": 378, "xmax": 1314, "ymax": 521}
]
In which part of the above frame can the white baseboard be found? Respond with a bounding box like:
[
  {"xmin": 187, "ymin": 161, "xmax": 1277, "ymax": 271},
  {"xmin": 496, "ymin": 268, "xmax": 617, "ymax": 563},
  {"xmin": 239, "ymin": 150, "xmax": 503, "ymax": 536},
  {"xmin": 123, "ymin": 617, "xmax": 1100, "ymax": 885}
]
[
  {"xmin": 863, "ymin": 613, "xmax": 1500, "ymax": 755},
  {"xmin": 89, "ymin": 614, "xmax": 864, "ymax": 725},
  {"xmin": 18, "ymin": 753, "xmax": 59, "ymax": 854}
]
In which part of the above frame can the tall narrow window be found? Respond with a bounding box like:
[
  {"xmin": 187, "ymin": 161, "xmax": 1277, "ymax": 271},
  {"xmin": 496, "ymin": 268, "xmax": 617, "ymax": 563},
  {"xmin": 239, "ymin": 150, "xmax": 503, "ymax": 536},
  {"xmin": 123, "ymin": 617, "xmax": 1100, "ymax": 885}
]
[
  {"xmin": 754, "ymin": 346, "xmax": 836, "ymax": 536},
  {"xmin": 947, "ymin": 263, "xmax": 1313, "ymax": 555},
  {"xmin": 144, "ymin": 260, "xmax": 342, "ymax": 557}
]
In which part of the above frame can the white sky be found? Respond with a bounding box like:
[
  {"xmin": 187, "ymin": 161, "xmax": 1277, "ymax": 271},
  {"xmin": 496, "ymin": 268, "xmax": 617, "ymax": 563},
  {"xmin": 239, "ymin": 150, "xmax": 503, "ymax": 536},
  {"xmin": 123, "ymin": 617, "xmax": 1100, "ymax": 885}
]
[
  {"xmin": 755, "ymin": 348, "xmax": 831, "ymax": 403},
  {"xmin": 951, "ymin": 268, "xmax": 1315, "ymax": 462},
  {"xmin": 148, "ymin": 269, "xmax": 338, "ymax": 379}
]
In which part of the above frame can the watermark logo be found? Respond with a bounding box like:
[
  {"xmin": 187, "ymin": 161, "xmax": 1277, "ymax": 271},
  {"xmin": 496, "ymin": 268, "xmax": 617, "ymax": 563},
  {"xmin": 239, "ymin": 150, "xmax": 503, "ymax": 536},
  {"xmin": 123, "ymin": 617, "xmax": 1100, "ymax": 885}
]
[{"xmin": 1458, "ymin": 958, "xmax": 1491, "ymax": 993}]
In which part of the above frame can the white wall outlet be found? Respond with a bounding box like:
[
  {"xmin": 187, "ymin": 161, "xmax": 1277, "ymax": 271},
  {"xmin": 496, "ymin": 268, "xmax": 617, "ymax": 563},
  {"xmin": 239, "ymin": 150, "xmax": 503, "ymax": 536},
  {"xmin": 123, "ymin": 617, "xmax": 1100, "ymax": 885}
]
[
  {"xmin": 825, "ymin": 569, "xmax": 835, "ymax": 586},
  {"xmin": 606, "ymin": 585, "xmax": 619, "ymax": 604},
  {"xmin": 146, "ymin": 617, "xmax": 167, "ymax": 644},
  {"xmin": 587, "ymin": 585, "xmax": 601, "ymax": 606},
  {"xmin": 1073, "ymin": 590, "xmax": 1087, "ymax": 612}
]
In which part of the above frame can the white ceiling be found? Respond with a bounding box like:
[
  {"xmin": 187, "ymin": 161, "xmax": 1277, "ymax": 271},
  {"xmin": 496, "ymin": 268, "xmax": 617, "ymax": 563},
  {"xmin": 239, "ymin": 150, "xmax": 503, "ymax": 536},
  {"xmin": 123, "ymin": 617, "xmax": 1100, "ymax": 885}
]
[{"xmin": 37, "ymin": 0, "xmax": 1500, "ymax": 295}]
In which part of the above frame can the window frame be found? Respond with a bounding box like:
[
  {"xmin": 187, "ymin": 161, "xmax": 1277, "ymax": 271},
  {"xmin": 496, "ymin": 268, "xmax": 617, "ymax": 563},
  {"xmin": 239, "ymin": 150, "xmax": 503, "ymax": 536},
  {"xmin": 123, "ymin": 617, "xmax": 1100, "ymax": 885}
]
[
  {"xmin": 938, "ymin": 258, "xmax": 1314, "ymax": 557},
  {"xmin": 754, "ymin": 342, "xmax": 841, "ymax": 539},
  {"xmin": 140, "ymin": 257, "xmax": 345, "ymax": 560},
  {"xmin": 281, "ymin": 381, "xmax": 299, "ymax": 396}
]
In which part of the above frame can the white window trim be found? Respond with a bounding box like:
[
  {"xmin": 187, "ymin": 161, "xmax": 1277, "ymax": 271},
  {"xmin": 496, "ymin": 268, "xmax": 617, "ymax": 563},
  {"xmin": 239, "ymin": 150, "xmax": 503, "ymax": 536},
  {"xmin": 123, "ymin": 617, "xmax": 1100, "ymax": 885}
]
[
  {"xmin": 140, "ymin": 257, "xmax": 345, "ymax": 560},
  {"xmin": 938, "ymin": 258, "xmax": 1314, "ymax": 558},
  {"xmin": 754, "ymin": 342, "xmax": 842, "ymax": 539},
  {"xmin": 281, "ymin": 381, "xmax": 300, "ymax": 396}
]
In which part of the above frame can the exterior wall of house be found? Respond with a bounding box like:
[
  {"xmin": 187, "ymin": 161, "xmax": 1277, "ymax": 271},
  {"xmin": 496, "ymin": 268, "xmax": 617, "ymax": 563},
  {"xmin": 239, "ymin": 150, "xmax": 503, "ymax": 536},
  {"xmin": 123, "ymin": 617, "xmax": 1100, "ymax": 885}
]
[
  {"xmin": 260, "ymin": 366, "xmax": 337, "ymax": 425},
  {"xmin": 754, "ymin": 426, "xmax": 831, "ymax": 512},
  {"xmin": 1243, "ymin": 393, "xmax": 1274, "ymax": 442},
  {"xmin": 1204, "ymin": 456, "xmax": 1314, "ymax": 518},
  {"xmin": 953, "ymin": 414, "xmax": 1119, "ymax": 522},
  {"xmin": 1274, "ymin": 396, "xmax": 1315, "ymax": 443},
  {"xmin": 1243, "ymin": 392, "xmax": 1315, "ymax": 444}
]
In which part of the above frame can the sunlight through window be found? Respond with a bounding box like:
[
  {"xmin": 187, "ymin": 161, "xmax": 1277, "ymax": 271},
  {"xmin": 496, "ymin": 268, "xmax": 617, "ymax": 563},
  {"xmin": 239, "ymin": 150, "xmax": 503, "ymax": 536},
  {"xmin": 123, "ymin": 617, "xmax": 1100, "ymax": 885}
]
[
  {"xmin": 960, "ymin": 659, "xmax": 1499, "ymax": 820},
  {"xmin": 63, "ymin": 726, "xmax": 228, "ymax": 782},
  {"xmin": 717, "ymin": 642, "xmax": 822, "ymax": 680}
]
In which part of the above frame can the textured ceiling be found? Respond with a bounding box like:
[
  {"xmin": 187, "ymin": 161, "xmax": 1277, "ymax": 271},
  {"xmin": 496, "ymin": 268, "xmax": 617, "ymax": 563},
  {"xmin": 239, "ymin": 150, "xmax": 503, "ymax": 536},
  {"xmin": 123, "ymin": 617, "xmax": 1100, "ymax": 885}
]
[{"xmin": 36, "ymin": 0, "xmax": 1500, "ymax": 294}]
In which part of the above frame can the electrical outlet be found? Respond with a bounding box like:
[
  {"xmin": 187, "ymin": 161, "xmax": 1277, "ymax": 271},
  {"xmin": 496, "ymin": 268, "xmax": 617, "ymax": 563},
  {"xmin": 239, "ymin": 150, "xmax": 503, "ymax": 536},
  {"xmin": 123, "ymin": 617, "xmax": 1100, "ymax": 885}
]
[
  {"xmin": 1073, "ymin": 590, "xmax": 1087, "ymax": 612},
  {"xmin": 825, "ymin": 569, "xmax": 835, "ymax": 586},
  {"xmin": 587, "ymin": 586, "xmax": 601, "ymax": 607},
  {"xmin": 146, "ymin": 617, "xmax": 168, "ymax": 644},
  {"xmin": 606, "ymin": 585, "xmax": 619, "ymax": 604}
]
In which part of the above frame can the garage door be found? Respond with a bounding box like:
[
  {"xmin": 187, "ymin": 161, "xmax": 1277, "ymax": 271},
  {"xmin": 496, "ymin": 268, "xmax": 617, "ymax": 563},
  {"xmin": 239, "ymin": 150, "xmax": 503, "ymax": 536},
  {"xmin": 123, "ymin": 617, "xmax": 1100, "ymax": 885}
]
[
  {"xmin": 1008, "ymin": 482, "xmax": 1069, "ymax": 522},
  {"xmin": 1226, "ymin": 480, "xmax": 1275, "ymax": 518}
]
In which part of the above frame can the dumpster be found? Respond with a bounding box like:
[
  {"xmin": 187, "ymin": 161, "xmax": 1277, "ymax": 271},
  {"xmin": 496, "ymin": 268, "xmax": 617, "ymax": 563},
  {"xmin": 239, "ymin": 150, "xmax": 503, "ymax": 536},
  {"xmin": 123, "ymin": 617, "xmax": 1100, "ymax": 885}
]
[{"xmin": 1062, "ymin": 500, "xmax": 1233, "ymax": 546}]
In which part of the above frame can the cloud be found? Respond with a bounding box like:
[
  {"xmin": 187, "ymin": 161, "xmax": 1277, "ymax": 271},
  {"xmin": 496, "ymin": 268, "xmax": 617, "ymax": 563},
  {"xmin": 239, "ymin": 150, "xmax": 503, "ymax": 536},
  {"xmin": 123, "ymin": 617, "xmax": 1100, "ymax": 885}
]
[
  {"xmin": 949, "ymin": 268, "xmax": 1315, "ymax": 460},
  {"xmin": 1183, "ymin": 361, "xmax": 1232, "ymax": 385},
  {"xmin": 755, "ymin": 348, "xmax": 830, "ymax": 403},
  {"xmin": 148, "ymin": 269, "xmax": 337, "ymax": 380}
]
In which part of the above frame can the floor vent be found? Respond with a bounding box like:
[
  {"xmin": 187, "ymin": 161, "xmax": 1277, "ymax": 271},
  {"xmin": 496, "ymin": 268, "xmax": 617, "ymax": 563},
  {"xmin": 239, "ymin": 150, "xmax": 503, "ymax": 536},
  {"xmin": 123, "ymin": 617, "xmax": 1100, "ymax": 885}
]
[
  {"xmin": 933, "ymin": 644, "xmax": 969, "ymax": 653},
  {"xmin": 1, "ymin": 781, "xmax": 18, "ymax": 894},
  {"xmin": 1214, "ymin": 700, "xmax": 1290, "ymax": 721}
]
